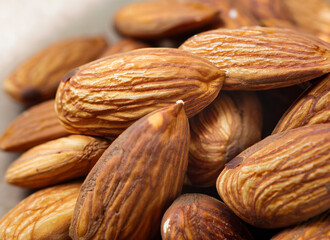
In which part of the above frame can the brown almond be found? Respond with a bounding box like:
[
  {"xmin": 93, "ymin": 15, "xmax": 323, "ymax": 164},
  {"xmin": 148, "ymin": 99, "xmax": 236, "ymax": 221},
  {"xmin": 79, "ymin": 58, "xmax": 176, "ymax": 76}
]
[
  {"xmin": 0, "ymin": 99, "xmax": 69, "ymax": 152},
  {"xmin": 180, "ymin": 26, "xmax": 330, "ymax": 90},
  {"xmin": 69, "ymin": 102, "xmax": 189, "ymax": 240},
  {"xmin": 0, "ymin": 183, "xmax": 81, "ymax": 240},
  {"xmin": 273, "ymin": 74, "xmax": 330, "ymax": 134},
  {"xmin": 5, "ymin": 135, "xmax": 109, "ymax": 189},
  {"xmin": 113, "ymin": 0, "xmax": 219, "ymax": 39},
  {"xmin": 100, "ymin": 38, "xmax": 150, "ymax": 57},
  {"xmin": 3, "ymin": 36, "xmax": 107, "ymax": 105},
  {"xmin": 55, "ymin": 47, "xmax": 224, "ymax": 137},
  {"xmin": 217, "ymin": 123, "xmax": 330, "ymax": 228}
]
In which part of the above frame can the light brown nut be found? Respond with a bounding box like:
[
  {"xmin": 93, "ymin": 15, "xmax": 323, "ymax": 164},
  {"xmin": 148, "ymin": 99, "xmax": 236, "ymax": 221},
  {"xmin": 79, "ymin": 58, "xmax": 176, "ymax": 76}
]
[
  {"xmin": 56, "ymin": 47, "xmax": 224, "ymax": 137},
  {"xmin": 271, "ymin": 211, "xmax": 330, "ymax": 240},
  {"xmin": 217, "ymin": 123, "xmax": 330, "ymax": 228},
  {"xmin": 180, "ymin": 26, "xmax": 330, "ymax": 90},
  {"xmin": 187, "ymin": 91, "xmax": 262, "ymax": 187},
  {"xmin": 69, "ymin": 102, "xmax": 189, "ymax": 240},
  {"xmin": 273, "ymin": 74, "xmax": 330, "ymax": 134},
  {"xmin": 161, "ymin": 193, "xmax": 253, "ymax": 240},
  {"xmin": 100, "ymin": 38, "xmax": 150, "ymax": 57},
  {"xmin": 113, "ymin": 0, "xmax": 219, "ymax": 39},
  {"xmin": 3, "ymin": 36, "xmax": 107, "ymax": 105},
  {"xmin": 5, "ymin": 135, "xmax": 109, "ymax": 189},
  {"xmin": 0, "ymin": 182, "xmax": 81, "ymax": 240},
  {"xmin": 0, "ymin": 99, "xmax": 69, "ymax": 152}
]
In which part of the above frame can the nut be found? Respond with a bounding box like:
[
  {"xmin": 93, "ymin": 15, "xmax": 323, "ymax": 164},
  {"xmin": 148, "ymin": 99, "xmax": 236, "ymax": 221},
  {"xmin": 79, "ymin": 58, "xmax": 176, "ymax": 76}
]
[
  {"xmin": 55, "ymin": 47, "xmax": 224, "ymax": 137},
  {"xmin": 100, "ymin": 38, "xmax": 150, "ymax": 57},
  {"xmin": 217, "ymin": 123, "xmax": 330, "ymax": 228}
]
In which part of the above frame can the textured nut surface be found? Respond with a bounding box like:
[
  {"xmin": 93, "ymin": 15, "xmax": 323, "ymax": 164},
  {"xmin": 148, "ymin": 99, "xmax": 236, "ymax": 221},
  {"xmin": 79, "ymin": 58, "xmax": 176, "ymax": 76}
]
[
  {"xmin": 69, "ymin": 102, "xmax": 189, "ymax": 240},
  {"xmin": 217, "ymin": 123, "xmax": 330, "ymax": 228},
  {"xmin": 180, "ymin": 26, "xmax": 330, "ymax": 90},
  {"xmin": 114, "ymin": 0, "xmax": 219, "ymax": 39},
  {"xmin": 273, "ymin": 74, "xmax": 330, "ymax": 134},
  {"xmin": 161, "ymin": 193, "xmax": 253, "ymax": 240},
  {"xmin": 3, "ymin": 37, "xmax": 107, "ymax": 105},
  {"xmin": 187, "ymin": 91, "xmax": 262, "ymax": 187},
  {"xmin": 5, "ymin": 135, "xmax": 109, "ymax": 189},
  {"xmin": 56, "ymin": 47, "xmax": 224, "ymax": 137},
  {"xmin": 0, "ymin": 183, "xmax": 81, "ymax": 240},
  {"xmin": 0, "ymin": 99, "xmax": 69, "ymax": 152},
  {"xmin": 100, "ymin": 38, "xmax": 149, "ymax": 57}
]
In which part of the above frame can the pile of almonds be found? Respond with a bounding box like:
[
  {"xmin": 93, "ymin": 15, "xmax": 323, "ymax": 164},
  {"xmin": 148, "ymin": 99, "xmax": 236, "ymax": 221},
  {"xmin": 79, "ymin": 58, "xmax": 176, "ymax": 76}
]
[{"xmin": 0, "ymin": 0, "xmax": 329, "ymax": 239}]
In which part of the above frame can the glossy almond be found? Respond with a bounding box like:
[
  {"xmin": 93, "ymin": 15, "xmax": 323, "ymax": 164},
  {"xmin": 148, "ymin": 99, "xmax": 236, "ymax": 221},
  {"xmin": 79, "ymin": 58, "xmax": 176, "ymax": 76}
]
[
  {"xmin": 100, "ymin": 38, "xmax": 149, "ymax": 57},
  {"xmin": 0, "ymin": 183, "xmax": 81, "ymax": 240},
  {"xmin": 113, "ymin": 0, "xmax": 219, "ymax": 39},
  {"xmin": 3, "ymin": 37, "xmax": 107, "ymax": 105},
  {"xmin": 217, "ymin": 123, "xmax": 330, "ymax": 228},
  {"xmin": 187, "ymin": 91, "xmax": 262, "ymax": 187},
  {"xmin": 180, "ymin": 26, "xmax": 330, "ymax": 90},
  {"xmin": 56, "ymin": 47, "xmax": 224, "ymax": 137},
  {"xmin": 0, "ymin": 99, "xmax": 69, "ymax": 152},
  {"xmin": 5, "ymin": 135, "xmax": 109, "ymax": 189},
  {"xmin": 69, "ymin": 102, "xmax": 189, "ymax": 240},
  {"xmin": 273, "ymin": 74, "xmax": 330, "ymax": 134},
  {"xmin": 162, "ymin": 194, "xmax": 253, "ymax": 240}
]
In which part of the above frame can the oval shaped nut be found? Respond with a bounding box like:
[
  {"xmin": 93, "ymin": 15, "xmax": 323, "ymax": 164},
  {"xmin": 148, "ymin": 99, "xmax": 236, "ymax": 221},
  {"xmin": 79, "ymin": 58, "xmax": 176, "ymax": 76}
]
[
  {"xmin": 271, "ymin": 211, "xmax": 330, "ymax": 240},
  {"xmin": 69, "ymin": 102, "xmax": 189, "ymax": 240},
  {"xmin": 187, "ymin": 91, "xmax": 262, "ymax": 187},
  {"xmin": 217, "ymin": 123, "xmax": 330, "ymax": 228},
  {"xmin": 161, "ymin": 193, "xmax": 254, "ymax": 240},
  {"xmin": 100, "ymin": 38, "xmax": 150, "ymax": 57},
  {"xmin": 113, "ymin": 0, "xmax": 219, "ymax": 39},
  {"xmin": 3, "ymin": 36, "xmax": 107, "ymax": 105},
  {"xmin": 5, "ymin": 135, "xmax": 109, "ymax": 189},
  {"xmin": 180, "ymin": 26, "xmax": 330, "ymax": 90},
  {"xmin": 0, "ymin": 99, "xmax": 69, "ymax": 152},
  {"xmin": 0, "ymin": 182, "xmax": 81, "ymax": 240},
  {"xmin": 273, "ymin": 74, "xmax": 330, "ymax": 134},
  {"xmin": 56, "ymin": 47, "xmax": 224, "ymax": 137}
]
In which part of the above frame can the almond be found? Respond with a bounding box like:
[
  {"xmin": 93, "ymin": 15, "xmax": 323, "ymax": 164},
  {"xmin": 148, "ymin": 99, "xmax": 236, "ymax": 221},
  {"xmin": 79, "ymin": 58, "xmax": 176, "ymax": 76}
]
[{"xmin": 100, "ymin": 38, "xmax": 149, "ymax": 57}]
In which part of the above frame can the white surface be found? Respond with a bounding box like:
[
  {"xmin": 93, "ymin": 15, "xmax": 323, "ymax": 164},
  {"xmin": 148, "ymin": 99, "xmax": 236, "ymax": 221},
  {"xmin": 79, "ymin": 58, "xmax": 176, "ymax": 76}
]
[{"xmin": 0, "ymin": 0, "xmax": 126, "ymax": 218}]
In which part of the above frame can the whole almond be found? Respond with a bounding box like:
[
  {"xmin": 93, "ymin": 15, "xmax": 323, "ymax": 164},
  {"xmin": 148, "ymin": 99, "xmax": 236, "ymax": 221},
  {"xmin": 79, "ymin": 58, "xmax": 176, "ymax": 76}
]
[
  {"xmin": 113, "ymin": 0, "xmax": 219, "ymax": 39},
  {"xmin": 217, "ymin": 123, "xmax": 330, "ymax": 228},
  {"xmin": 0, "ymin": 183, "xmax": 81, "ymax": 240},
  {"xmin": 161, "ymin": 194, "xmax": 253, "ymax": 240},
  {"xmin": 56, "ymin": 47, "xmax": 224, "ymax": 137},
  {"xmin": 187, "ymin": 91, "xmax": 262, "ymax": 187},
  {"xmin": 0, "ymin": 99, "xmax": 69, "ymax": 152},
  {"xmin": 3, "ymin": 37, "xmax": 107, "ymax": 105},
  {"xmin": 180, "ymin": 26, "xmax": 330, "ymax": 90},
  {"xmin": 5, "ymin": 135, "xmax": 109, "ymax": 189},
  {"xmin": 100, "ymin": 38, "xmax": 150, "ymax": 57},
  {"xmin": 273, "ymin": 74, "xmax": 330, "ymax": 134},
  {"xmin": 69, "ymin": 102, "xmax": 189, "ymax": 240}
]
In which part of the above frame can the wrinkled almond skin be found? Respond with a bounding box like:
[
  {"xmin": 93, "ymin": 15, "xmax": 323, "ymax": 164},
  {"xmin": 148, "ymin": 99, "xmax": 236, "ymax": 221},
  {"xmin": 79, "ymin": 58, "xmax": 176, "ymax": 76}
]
[
  {"xmin": 273, "ymin": 74, "xmax": 330, "ymax": 134},
  {"xmin": 5, "ymin": 135, "xmax": 109, "ymax": 189},
  {"xmin": 0, "ymin": 99, "xmax": 69, "ymax": 152},
  {"xmin": 56, "ymin": 47, "xmax": 224, "ymax": 137},
  {"xmin": 186, "ymin": 91, "xmax": 262, "ymax": 187},
  {"xmin": 69, "ymin": 102, "xmax": 189, "ymax": 240},
  {"xmin": 0, "ymin": 183, "xmax": 81, "ymax": 240},
  {"xmin": 180, "ymin": 26, "xmax": 330, "ymax": 90},
  {"xmin": 161, "ymin": 193, "xmax": 253, "ymax": 240},
  {"xmin": 3, "ymin": 37, "xmax": 107, "ymax": 105},
  {"xmin": 100, "ymin": 38, "xmax": 149, "ymax": 57},
  {"xmin": 271, "ymin": 211, "xmax": 330, "ymax": 240},
  {"xmin": 113, "ymin": 0, "xmax": 219, "ymax": 39},
  {"xmin": 217, "ymin": 123, "xmax": 330, "ymax": 228}
]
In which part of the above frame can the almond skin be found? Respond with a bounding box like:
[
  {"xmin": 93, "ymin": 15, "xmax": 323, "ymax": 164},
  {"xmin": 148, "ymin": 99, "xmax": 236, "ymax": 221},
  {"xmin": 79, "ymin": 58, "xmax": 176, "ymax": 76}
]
[
  {"xmin": 273, "ymin": 74, "xmax": 330, "ymax": 134},
  {"xmin": 180, "ymin": 26, "xmax": 330, "ymax": 90},
  {"xmin": 217, "ymin": 123, "xmax": 330, "ymax": 228},
  {"xmin": 161, "ymin": 194, "xmax": 253, "ymax": 240},
  {"xmin": 3, "ymin": 37, "xmax": 107, "ymax": 105},
  {"xmin": 100, "ymin": 38, "xmax": 150, "ymax": 57},
  {"xmin": 0, "ymin": 183, "xmax": 81, "ymax": 240},
  {"xmin": 0, "ymin": 99, "xmax": 69, "ymax": 152},
  {"xmin": 69, "ymin": 102, "xmax": 189, "ymax": 240},
  {"xmin": 5, "ymin": 135, "xmax": 109, "ymax": 189},
  {"xmin": 55, "ymin": 47, "xmax": 224, "ymax": 137},
  {"xmin": 113, "ymin": 0, "xmax": 219, "ymax": 39}
]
